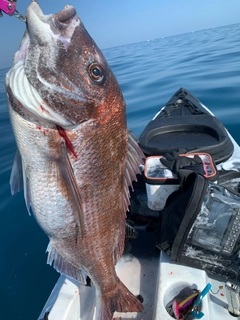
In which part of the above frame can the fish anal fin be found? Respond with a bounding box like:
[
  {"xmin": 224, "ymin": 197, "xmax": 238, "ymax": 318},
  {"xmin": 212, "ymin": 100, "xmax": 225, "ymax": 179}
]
[
  {"xmin": 99, "ymin": 280, "xmax": 144, "ymax": 320},
  {"xmin": 46, "ymin": 242, "xmax": 87, "ymax": 284},
  {"xmin": 113, "ymin": 218, "xmax": 126, "ymax": 264}
]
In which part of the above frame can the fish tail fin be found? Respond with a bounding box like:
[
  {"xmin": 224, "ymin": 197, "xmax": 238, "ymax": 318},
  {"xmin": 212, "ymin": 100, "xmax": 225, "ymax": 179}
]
[{"xmin": 98, "ymin": 280, "xmax": 144, "ymax": 320}]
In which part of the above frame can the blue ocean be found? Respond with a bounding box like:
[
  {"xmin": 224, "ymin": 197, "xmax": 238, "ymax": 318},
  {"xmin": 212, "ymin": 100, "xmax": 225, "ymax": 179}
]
[{"xmin": 1, "ymin": 23, "xmax": 240, "ymax": 319}]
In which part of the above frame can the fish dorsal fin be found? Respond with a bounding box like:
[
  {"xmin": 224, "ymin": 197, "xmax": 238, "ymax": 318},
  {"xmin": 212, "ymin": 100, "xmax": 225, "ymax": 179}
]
[
  {"xmin": 46, "ymin": 242, "xmax": 87, "ymax": 284},
  {"xmin": 10, "ymin": 149, "xmax": 23, "ymax": 195},
  {"xmin": 113, "ymin": 130, "xmax": 145, "ymax": 264},
  {"xmin": 49, "ymin": 140, "xmax": 84, "ymax": 238},
  {"xmin": 125, "ymin": 130, "xmax": 145, "ymax": 199}
]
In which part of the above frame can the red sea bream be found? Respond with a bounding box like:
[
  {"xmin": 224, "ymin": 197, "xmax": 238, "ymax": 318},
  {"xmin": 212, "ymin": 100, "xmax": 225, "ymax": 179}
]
[{"xmin": 6, "ymin": 2, "xmax": 144, "ymax": 319}]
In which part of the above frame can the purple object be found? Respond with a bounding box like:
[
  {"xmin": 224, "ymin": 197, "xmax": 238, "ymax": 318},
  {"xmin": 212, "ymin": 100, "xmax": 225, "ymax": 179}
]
[{"xmin": 0, "ymin": 0, "xmax": 16, "ymax": 15}]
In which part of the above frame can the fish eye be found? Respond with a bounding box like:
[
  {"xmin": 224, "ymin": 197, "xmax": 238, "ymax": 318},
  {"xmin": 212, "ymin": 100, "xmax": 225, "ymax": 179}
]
[{"xmin": 88, "ymin": 63, "xmax": 104, "ymax": 82}]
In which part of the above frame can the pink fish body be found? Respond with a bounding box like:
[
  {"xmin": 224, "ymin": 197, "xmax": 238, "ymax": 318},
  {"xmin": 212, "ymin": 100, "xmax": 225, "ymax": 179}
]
[{"xmin": 6, "ymin": 3, "xmax": 144, "ymax": 319}]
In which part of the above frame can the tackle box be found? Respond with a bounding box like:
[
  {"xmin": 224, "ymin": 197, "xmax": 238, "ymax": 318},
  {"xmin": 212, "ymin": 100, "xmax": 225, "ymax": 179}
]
[{"xmin": 144, "ymin": 153, "xmax": 217, "ymax": 211}]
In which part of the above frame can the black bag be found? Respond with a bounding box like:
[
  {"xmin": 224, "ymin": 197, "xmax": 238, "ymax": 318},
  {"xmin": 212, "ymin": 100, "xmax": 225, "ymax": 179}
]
[{"xmin": 156, "ymin": 171, "xmax": 240, "ymax": 281}]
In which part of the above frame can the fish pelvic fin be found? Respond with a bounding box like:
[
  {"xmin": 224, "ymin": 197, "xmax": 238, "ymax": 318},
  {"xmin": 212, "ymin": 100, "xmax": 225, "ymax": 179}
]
[
  {"xmin": 10, "ymin": 149, "xmax": 32, "ymax": 215},
  {"xmin": 10, "ymin": 149, "xmax": 23, "ymax": 195},
  {"xmin": 98, "ymin": 280, "xmax": 144, "ymax": 320}
]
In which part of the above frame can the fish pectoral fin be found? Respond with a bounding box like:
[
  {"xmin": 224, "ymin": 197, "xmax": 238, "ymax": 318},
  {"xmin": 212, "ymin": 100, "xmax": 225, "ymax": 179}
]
[
  {"xmin": 46, "ymin": 242, "xmax": 87, "ymax": 284},
  {"xmin": 10, "ymin": 149, "xmax": 23, "ymax": 195},
  {"xmin": 50, "ymin": 140, "xmax": 85, "ymax": 238}
]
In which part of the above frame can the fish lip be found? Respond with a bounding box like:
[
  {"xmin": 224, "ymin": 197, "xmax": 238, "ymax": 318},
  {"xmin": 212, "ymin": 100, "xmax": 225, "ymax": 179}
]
[
  {"xmin": 55, "ymin": 5, "xmax": 77, "ymax": 25},
  {"xmin": 51, "ymin": 6, "xmax": 78, "ymax": 31},
  {"xmin": 26, "ymin": 2, "xmax": 77, "ymax": 26},
  {"xmin": 26, "ymin": 1, "xmax": 42, "ymax": 17},
  {"xmin": 26, "ymin": 2, "xmax": 52, "ymax": 24},
  {"xmin": 25, "ymin": 2, "xmax": 54, "ymax": 46}
]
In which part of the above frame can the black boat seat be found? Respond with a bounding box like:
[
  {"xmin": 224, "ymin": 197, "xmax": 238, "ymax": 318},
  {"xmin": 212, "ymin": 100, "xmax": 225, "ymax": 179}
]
[{"xmin": 139, "ymin": 88, "xmax": 234, "ymax": 164}]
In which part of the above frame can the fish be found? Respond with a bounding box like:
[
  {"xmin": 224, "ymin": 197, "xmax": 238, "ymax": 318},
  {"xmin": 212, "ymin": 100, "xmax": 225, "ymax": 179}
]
[{"xmin": 5, "ymin": 2, "xmax": 145, "ymax": 320}]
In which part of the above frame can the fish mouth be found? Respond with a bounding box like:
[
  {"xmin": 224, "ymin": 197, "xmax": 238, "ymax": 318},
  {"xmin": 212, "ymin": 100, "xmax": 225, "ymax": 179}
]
[
  {"xmin": 26, "ymin": 2, "xmax": 79, "ymax": 42},
  {"xmin": 26, "ymin": 2, "xmax": 77, "ymax": 23}
]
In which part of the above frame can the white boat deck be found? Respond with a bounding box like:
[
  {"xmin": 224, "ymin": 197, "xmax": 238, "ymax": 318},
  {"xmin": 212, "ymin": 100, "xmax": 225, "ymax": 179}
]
[
  {"xmin": 38, "ymin": 241, "xmax": 240, "ymax": 320},
  {"xmin": 38, "ymin": 254, "xmax": 159, "ymax": 320},
  {"xmin": 38, "ymin": 227, "xmax": 160, "ymax": 320}
]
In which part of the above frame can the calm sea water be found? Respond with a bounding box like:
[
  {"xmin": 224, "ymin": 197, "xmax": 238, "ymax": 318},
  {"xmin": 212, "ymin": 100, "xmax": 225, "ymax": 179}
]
[{"xmin": 0, "ymin": 23, "xmax": 240, "ymax": 319}]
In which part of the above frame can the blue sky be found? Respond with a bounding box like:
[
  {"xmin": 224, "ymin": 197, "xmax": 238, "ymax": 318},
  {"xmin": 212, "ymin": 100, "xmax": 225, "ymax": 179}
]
[{"xmin": 0, "ymin": 0, "xmax": 240, "ymax": 68}]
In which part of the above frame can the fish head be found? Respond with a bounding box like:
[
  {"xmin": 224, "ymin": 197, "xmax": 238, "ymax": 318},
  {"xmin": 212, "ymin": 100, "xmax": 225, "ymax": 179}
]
[{"xmin": 7, "ymin": 2, "xmax": 125, "ymax": 127}]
